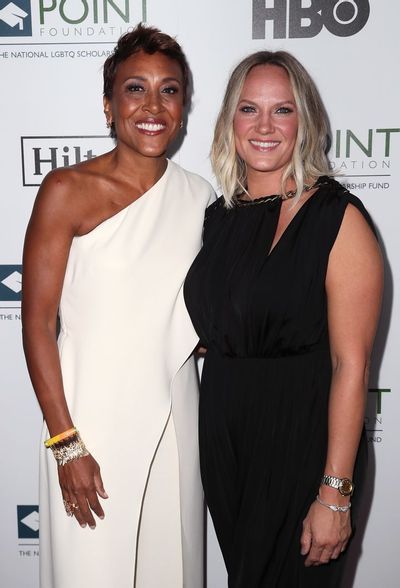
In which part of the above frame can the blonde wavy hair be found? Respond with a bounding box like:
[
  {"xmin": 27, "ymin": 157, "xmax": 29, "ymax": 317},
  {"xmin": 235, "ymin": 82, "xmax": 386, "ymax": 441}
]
[{"xmin": 211, "ymin": 51, "xmax": 332, "ymax": 206}]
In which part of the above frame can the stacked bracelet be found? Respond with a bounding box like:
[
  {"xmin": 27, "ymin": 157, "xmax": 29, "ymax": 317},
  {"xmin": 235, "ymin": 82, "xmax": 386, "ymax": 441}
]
[
  {"xmin": 45, "ymin": 428, "xmax": 89, "ymax": 466},
  {"xmin": 45, "ymin": 427, "xmax": 77, "ymax": 448},
  {"xmin": 316, "ymin": 494, "xmax": 351, "ymax": 513}
]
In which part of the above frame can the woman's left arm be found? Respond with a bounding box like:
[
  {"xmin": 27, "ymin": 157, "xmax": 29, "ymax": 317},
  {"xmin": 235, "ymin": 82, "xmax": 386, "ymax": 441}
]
[{"xmin": 301, "ymin": 203, "xmax": 383, "ymax": 567}]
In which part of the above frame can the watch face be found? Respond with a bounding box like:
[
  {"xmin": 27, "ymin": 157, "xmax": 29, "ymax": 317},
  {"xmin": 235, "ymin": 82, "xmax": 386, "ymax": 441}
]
[{"xmin": 339, "ymin": 478, "xmax": 354, "ymax": 496}]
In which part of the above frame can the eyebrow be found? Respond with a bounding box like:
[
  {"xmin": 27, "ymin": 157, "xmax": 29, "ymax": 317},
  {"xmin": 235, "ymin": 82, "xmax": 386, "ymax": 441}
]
[
  {"xmin": 237, "ymin": 98, "xmax": 296, "ymax": 106},
  {"xmin": 123, "ymin": 75, "xmax": 182, "ymax": 84}
]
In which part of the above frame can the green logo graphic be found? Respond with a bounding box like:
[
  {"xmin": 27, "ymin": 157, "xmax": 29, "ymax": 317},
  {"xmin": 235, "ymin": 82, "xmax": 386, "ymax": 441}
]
[
  {"xmin": 39, "ymin": 0, "xmax": 129, "ymax": 25},
  {"xmin": 334, "ymin": 129, "xmax": 400, "ymax": 158},
  {"xmin": 368, "ymin": 388, "xmax": 391, "ymax": 414},
  {"xmin": 37, "ymin": 0, "xmax": 147, "ymax": 25}
]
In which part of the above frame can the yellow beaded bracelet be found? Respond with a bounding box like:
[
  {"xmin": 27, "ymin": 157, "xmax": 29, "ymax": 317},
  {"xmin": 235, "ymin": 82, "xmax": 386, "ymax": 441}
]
[{"xmin": 44, "ymin": 427, "xmax": 76, "ymax": 448}]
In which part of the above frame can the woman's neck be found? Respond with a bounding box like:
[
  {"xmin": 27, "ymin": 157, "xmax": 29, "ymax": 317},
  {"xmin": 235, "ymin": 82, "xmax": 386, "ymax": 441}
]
[
  {"xmin": 108, "ymin": 144, "xmax": 167, "ymax": 192},
  {"xmin": 246, "ymin": 172, "xmax": 295, "ymax": 200}
]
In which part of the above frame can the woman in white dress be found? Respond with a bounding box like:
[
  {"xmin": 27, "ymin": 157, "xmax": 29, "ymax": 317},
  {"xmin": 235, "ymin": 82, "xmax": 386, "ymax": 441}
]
[{"xmin": 22, "ymin": 24, "xmax": 214, "ymax": 588}]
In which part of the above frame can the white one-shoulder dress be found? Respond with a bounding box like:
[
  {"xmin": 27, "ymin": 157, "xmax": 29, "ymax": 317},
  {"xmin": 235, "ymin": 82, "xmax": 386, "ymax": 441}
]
[{"xmin": 39, "ymin": 160, "xmax": 215, "ymax": 588}]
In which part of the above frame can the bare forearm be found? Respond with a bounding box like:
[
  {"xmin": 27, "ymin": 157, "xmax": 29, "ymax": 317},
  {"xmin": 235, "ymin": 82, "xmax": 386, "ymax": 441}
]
[
  {"xmin": 320, "ymin": 360, "xmax": 367, "ymax": 502},
  {"xmin": 22, "ymin": 321, "xmax": 73, "ymax": 436}
]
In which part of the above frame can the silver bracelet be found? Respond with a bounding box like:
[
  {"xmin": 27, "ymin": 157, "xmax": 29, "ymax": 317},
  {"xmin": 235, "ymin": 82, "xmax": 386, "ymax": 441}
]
[
  {"xmin": 48, "ymin": 431, "xmax": 89, "ymax": 466},
  {"xmin": 316, "ymin": 494, "xmax": 351, "ymax": 513}
]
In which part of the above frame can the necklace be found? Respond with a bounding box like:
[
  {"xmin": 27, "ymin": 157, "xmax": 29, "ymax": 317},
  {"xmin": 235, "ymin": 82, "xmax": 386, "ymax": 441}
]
[{"xmin": 235, "ymin": 180, "xmax": 321, "ymax": 206}]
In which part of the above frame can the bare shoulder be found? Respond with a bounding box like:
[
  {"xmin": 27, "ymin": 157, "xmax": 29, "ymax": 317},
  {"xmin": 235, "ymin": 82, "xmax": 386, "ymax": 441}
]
[
  {"xmin": 39, "ymin": 154, "xmax": 107, "ymax": 199},
  {"xmin": 29, "ymin": 168, "xmax": 79, "ymax": 233},
  {"xmin": 327, "ymin": 201, "xmax": 383, "ymax": 286},
  {"xmin": 333, "ymin": 202, "xmax": 380, "ymax": 258},
  {"xmin": 31, "ymin": 154, "xmax": 109, "ymax": 228},
  {"xmin": 39, "ymin": 165, "xmax": 81, "ymax": 197},
  {"xmin": 326, "ymin": 200, "xmax": 383, "ymax": 353}
]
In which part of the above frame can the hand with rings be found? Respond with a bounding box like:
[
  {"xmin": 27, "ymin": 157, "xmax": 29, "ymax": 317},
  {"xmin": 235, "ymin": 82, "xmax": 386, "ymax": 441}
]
[
  {"xmin": 63, "ymin": 498, "xmax": 80, "ymax": 517},
  {"xmin": 59, "ymin": 453, "xmax": 108, "ymax": 529}
]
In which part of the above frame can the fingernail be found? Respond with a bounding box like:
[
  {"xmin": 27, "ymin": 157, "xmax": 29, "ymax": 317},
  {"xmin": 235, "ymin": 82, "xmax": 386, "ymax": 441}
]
[
  {"xmin": 104, "ymin": 493, "xmax": 109, "ymax": 499},
  {"xmin": 100, "ymin": 515, "xmax": 105, "ymax": 520},
  {"xmin": 90, "ymin": 525, "xmax": 96, "ymax": 530},
  {"xmin": 80, "ymin": 523, "xmax": 87, "ymax": 528}
]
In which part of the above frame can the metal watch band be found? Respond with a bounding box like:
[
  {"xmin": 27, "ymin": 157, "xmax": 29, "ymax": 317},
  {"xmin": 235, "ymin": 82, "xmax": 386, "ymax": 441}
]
[
  {"xmin": 321, "ymin": 474, "xmax": 354, "ymax": 496},
  {"xmin": 321, "ymin": 474, "xmax": 342, "ymax": 489}
]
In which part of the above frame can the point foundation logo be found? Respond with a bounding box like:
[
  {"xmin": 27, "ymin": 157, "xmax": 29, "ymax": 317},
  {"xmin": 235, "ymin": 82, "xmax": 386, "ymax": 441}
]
[
  {"xmin": 0, "ymin": 265, "xmax": 22, "ymax": 302},
  {"xmin": 365, "ymin": 388, "xmax": 391, "ymax": 444},
  {"xmin": 0, "ymin": 1, "xmax": 32, "ymax": 36},
  {"xmin": 17, "ymin": 505, "xmax": 39, "ymax": 539},
  {"xmin": 21, "ymin": 135, "xmax": 114, "ymax": 186},
  {"xmin": 328, "ymin": 127, "xmax": 400, "ymax": 188},
  {"xmin": 252, "ymin": 0, "xmax": 370, "ymax": 39},
  {"xmin": 0, "ymin": 0, "xmax": 146, "ymax": 44}
]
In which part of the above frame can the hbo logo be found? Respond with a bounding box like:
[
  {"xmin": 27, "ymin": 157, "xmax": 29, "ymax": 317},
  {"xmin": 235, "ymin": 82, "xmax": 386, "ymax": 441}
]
[{"xmin": 253, "ymin": 0, "xmax": 370, "ymax": 39}]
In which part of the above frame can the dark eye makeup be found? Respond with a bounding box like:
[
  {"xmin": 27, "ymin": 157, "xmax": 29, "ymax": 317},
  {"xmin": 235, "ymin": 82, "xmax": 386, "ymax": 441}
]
[
  {"xmin": 161, "ymin": 86, "xmax": 180, "ymax": 95},
  {"xmin": 126, "ymin": 84, "xmax": 144, "ymax": 93},
  {"xmin": 237, "ymin": 103, "xmax": 295, "ymax": 114}
]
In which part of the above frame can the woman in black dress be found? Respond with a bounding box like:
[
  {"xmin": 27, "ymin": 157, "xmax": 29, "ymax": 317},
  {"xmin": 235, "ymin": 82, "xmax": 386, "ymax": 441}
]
[{"xmin": 184, "ymin": 51, "xmax": 383, "ymax": 587}]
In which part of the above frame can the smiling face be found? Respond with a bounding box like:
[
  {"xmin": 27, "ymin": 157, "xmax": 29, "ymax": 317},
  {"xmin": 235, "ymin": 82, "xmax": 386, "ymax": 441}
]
[
  {"xmin": 104, "ymin": 50, "xmax": 184, "ymax": 160},
  {"xmin": 233, "ymin": 64, "xmax": 299, "ymax": 192}
]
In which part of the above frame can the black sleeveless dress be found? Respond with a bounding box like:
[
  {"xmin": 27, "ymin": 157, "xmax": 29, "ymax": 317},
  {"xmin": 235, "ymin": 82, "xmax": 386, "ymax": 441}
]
[{"xmin": 184, "ymin": 177, "xmax": 371, "ymax": 587}]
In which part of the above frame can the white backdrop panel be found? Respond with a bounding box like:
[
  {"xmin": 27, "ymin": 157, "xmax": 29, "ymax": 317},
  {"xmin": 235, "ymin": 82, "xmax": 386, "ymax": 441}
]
[{"xmin": 0, "ymin": 1, "xmax": 398, "ymax": 586}]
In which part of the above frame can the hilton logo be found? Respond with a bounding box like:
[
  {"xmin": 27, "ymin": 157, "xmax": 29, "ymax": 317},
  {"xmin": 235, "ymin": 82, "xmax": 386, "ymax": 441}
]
[{"xmin": 21, "ymin": 135, "xmax": 114, "ymax": 186}]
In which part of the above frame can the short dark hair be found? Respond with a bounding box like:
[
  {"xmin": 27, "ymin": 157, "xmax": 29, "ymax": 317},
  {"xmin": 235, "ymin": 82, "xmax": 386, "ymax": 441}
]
[{"xmin": 103, "ymin": 23, "xmax": 190, "ymax": 104}]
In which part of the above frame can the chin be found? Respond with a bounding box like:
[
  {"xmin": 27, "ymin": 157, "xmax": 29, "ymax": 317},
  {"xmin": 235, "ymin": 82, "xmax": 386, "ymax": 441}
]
[
  {"xmin": 134, "ymin": 144, "xmax": 169, "ymax": 157},
  {"xmin": 248, "ymin": 158, "xmax": 290, "ymax": 174},
  {"xmin": 248, "ymin": 163, "xmax": 280, "ymax": 174}
]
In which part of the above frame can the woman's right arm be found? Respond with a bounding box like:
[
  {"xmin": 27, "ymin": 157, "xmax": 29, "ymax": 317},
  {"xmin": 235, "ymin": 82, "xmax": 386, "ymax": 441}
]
[{"xmin": 22, "ymin": 170, "xmax": 107, "ymax": 529}]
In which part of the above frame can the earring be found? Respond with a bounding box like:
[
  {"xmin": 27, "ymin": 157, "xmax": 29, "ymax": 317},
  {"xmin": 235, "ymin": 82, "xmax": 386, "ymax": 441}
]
[{"xmin": 179, "ymin": 121, "xmax": 183, "ymax": 129}]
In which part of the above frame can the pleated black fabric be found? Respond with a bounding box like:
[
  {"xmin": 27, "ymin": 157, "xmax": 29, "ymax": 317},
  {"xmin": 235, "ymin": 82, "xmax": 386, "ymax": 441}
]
[{"xmin": 184, "ymin": 177, "xmax": 371, "ymax": 588}]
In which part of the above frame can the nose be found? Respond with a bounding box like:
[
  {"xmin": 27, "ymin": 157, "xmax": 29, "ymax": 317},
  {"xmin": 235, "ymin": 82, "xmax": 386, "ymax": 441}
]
[
  {"xmin": 143, "ymin": 89, "xmax": 163, "ymax": 114},
  {"xmin": 256, "ymin": 111, "xmax": 274, "ymax": 134}
]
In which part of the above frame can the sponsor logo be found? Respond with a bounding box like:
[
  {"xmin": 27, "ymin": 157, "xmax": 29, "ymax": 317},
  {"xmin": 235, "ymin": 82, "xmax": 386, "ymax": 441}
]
[
  {"xmin": 329, "ymin": 127, "xmax": 400, "ymax": 187},
  {"xmin": 21, "ymin": 135, "xmax": 113, "ymax": 186},
  {"xmin": 0, "ymin": 1, "xmax": 32, "ymax": 36},
  {"xmin": 0, "ymin": 0, "xmax": 145, "ymax": 44},
  {"xmin": 17, "ymin": 505, "xmax": 39, "ymax": 539},
  {"xmin": 253, "ymin": 0, "xmax": 370, "ymax": 39},
  {"xmin": 0, "ymin": 265, "xmax": 22, "ymax": 301},
  {"xmin": 368, "ymin": 388, "xmax": 391, "ymax": 415},
  {"xmin": 365, "ymin": 388, "xmax": 391, "ymax": 444}
]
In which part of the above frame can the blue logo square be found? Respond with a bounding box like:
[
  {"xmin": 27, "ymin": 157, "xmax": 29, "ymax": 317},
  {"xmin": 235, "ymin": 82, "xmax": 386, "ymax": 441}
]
[
  {"xmin": 0, "ymin": 264, "xmax": 22, "ymax": 301},
  {"xmin": 0, "ymin": 0, "xmax": 32, "ymax": 37},
  {"xmin": 17, "ymin": 505, "xmax": 39, "ymax": 539}
]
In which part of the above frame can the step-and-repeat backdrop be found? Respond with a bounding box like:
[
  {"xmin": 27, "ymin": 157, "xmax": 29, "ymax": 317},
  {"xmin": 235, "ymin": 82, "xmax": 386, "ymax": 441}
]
[{"xmin": 1, "ymin": 1, "xmax": 398, "ymax": 586}]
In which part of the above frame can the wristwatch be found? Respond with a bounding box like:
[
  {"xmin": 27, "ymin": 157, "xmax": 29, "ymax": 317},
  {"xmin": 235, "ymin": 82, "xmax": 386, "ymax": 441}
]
[{"xmin": 321, "ymin": 474, "xmax": 354, "ymax": 496}]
